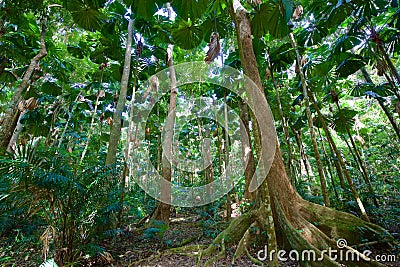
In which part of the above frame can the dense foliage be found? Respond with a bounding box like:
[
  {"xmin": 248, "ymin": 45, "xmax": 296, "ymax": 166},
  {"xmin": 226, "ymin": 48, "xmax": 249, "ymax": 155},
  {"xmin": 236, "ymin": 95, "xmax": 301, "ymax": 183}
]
[{"xmin": 0, "ymin": 0, "xmax": 399, "ymax": 266}]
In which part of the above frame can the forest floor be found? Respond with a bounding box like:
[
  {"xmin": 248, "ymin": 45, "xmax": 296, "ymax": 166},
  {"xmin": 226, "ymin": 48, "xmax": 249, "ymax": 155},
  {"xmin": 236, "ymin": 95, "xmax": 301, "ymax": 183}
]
[
  {"xmin": 96, "ymin": 212, "xmax": 300, "ymax": 267},
  {"xmin": 93, "ymin": 211, "xmax": 399, "ymax": 267},
  {"xmin": 1, "ymin": 211, "xmax": 399, "ymax": 266}
]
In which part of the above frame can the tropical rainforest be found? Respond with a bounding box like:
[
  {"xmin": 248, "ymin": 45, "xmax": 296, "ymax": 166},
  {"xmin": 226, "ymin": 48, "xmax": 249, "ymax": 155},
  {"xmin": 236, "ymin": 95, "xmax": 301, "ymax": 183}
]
[{"xmin": 0, "ymin": 0, "xmax": 399, "ymax": 266}]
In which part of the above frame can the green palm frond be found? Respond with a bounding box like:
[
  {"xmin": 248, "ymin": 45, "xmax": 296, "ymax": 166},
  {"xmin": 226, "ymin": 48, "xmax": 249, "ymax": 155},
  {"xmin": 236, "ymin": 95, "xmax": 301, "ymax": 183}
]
[
  {"xmin": 330, "ymin": 108, "xmax": 357, "ymax": 133},
  {"xmin": 65, "ymin": 0, "xmax": 104, "ymax": 31}
]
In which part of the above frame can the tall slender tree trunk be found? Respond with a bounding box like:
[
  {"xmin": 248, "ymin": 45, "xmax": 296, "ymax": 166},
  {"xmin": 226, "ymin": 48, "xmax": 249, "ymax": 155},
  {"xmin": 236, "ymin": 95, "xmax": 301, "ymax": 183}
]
[
  {"xmin": 80, "ymin": 91, "xmax": 101, "ymax": 163},
  {"xmin": 269, "ymin": 64, "xmax": 294, "ymax": 183},
  {"xmin": 375, "ymin": 32, "xmax": 400, "ymax": 87},
  {"xmin": 377, "ymin": 98, "xmax": 400, "ymax": 140},
  {"xmin": 223, "ymin": 91, "xmax": 233, "ymax": 221},
  {"xmin": 58, "ymin": 92, "xmax": 82, "ymax": 148},
  {"xmin": 118, "ymin": 69, "xmax": 138, "ymax": 226},
  {"xmin": 204, "ymin": 128, "xmax": 214, "ymax": 199},
  {"xmin": 289, "ymin": 33, "xmax": 330, "ymax": 207},
  {"xmin": 317, "ymin": 128, "xmax": 340, "ymax": 201},
  {"xmin": 105, "ymin": 19, "xmax": 133, "ymax": 165},
  {"xmin": 238, "ymin": 99, "xmax": 256, "ymax": 201},
  {"xmin": 291, "ymin": 126, "xmax": 313, "ymax": 186},
  {"xmin": 334, "ymin": 97, "xmax": 378, "ymax": 207},
  {"xmin": 6, "ymin": 110, "xmax": 26, "ymax": 152},
  {"xmin": 0, "ymin": 57, "xmax": 8, "ymax": 75},
  {"xmin": 309, "ymin": 92, "xmax": 370, "ymax": 221},
  {"xmin": 330, "ymin": 145, "xmax": 346, "ymax": 190},
  {"xmin": 360, "ymin": 67, "xmax": 400, "ymax": 140},
  {"xmin": 0, "ymin": 17, "xmax": 48, "ymax": 149},
  {"xmin": 343, "ymin": 129, "xmax": 379, "ymax": 207},
  {"xmin": 151, "ymin": 45, "xmax": 177, "ymax": 223}
]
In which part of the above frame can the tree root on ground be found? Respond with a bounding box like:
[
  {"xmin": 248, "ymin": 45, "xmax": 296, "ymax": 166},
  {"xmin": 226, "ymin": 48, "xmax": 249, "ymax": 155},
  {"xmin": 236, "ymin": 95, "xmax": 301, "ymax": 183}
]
[{"xmin": 196, "ymin": 198, "xmax": 394, "ymax": 267}]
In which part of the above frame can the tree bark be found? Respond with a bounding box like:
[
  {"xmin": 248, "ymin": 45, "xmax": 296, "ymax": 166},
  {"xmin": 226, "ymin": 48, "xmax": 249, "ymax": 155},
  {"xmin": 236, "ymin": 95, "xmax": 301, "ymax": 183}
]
[
  {"xmin": 0, "ymin": 17, "xmax": 48, "ymax": 149},
  {"xmin": 269, "ymin": 63, "xmax": 294, "ymax": 184},
  {"xmin": 223, "ymin": 91, "xmax": 233, "ymax": 221},
  {"xmin": 291, "ymin": 125, "xmax": 313, "ymax": 189},
  {"xmin": 289, "ymin": 33, "xmax": 330, "ymax": 207},
  {"xmin": 6, "ymin": 110, "xmax": 26, "ymax": 152},
  {"xmin": 375, "ymin": 34, "xmax": 400, "ymax": 88},
  {"xmin": 360, "ymin": 67, "xmax": 400, "ymax": 140},
  {"xmin": 80, "ymin": 92, "xmax": 101, "ymax": 163},
  {"xmin": 201, "ymin": 3, "xmax": 393, "ymax": 266},
  {"xmin": 151, "ymin": 45, "xmax": 177, "ymax": 223},
  {"xmin": 105, "ymin": 19, "xmax": 133, "ymax": 165},
  {"xmin": 319, "ymin": 132, "xmax": 340, "ymax": 202},
  {"xmin": 238, "ymin": 99, "xmax": 256, "ymax": 201},
  {"xmin": 309, "ymin": 92, "xmax": 370, "ymax": 222},
  {"xmin": 229, "ymin": 2, "xmax": 278, "ymax": 265}
]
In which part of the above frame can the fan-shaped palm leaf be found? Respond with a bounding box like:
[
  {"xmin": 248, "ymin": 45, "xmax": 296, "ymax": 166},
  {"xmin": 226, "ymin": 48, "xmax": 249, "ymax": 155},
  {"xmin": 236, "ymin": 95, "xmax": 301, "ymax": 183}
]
[
  {"xmin": 330, "ymin": 108, "xmax": 357, "ymax": 133},
  {"xmin": 172, "ymin": 19, "xmax": 203, "ymax": 50}
]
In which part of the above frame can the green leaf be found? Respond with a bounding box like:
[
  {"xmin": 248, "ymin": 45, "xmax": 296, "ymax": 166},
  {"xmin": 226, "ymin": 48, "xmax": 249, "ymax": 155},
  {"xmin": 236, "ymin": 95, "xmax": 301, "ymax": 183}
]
[
  {"xmin": 172, "ymin": 0, "xmax": 208, "ymax": 20},
  {"xmin": 348, "ymin": 82, "xmax": 394, "ymax": 98},
  {"xmin": 67, "ymin": 46, "xmax": 86, "ymax": 59},
  {"xmin": 251, "ymin": 1, "xmax": 290, "ymax": 39},
  {"xmin": 269, "ymin": 42, "xmax": 296, "ymax": 71},
  {"xmin": 336, "ymin": 58, "xmax": 365, "ymax": 78},
  {"xmin": 0, "ymin": 71, "xmax": 17, "ymax": 83},
  {"xmin": 201, "ymin": 15, "xmax": 231, "ymax": 40},
  {"xmin": 130, "ymin": 0, "xmax": 159, "ymax": 19},
  {"xmin": 348, "ymin": 83, "xmax": 374, "ymax": 97},
  {"xmin": 172, "ymin": 20, "xmax": 203, "ymax": 50},
  {"xmin": 41, "ymin": 82, "xmax": 62, "ymax": 96},
  {"xmin": 292, "ymin": 113, "xmax": 307, "ymax": 130},
  {"xmin": 333, "ymin": 35, "xmax": 362, "ymax": 54},
  {"xmin": 352, "ymin": 0, "xmax": 387, "ymax": 17},
  {"xmin": 324, "ymin": 0, "xmax": 352, "ymax": 28},
  {"xmin": 282, "ymin": 0, "xmax": 294, "ymax": 22},
  {"xmin": 208, "ymin": 0, "xmax": 228, "ymax": 14},
  {"xmin": 331, "ymin": 108, "xmax": 357, "ymax": 133},
  {"xmin": 309, "ymin": 60, "xmax": 334, "ymax": 78},
  {"xmin": 298, "ymin": 23, "xmax": 329, "ymax": 46},
  {"xmin": 314, "ymin": 115, "xmax": 332, "ymax": 128},
  {"xmin": 66, "ymin": 0, "xmax": 103, "ymax": 31}
]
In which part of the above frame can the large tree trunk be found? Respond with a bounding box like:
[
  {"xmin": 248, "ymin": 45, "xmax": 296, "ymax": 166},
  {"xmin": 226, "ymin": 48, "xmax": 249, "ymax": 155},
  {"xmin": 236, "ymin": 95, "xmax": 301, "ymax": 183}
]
[
  {"xmin": 105, "ymin": 19, "xmax": 133, "ymax": 165},
  {"xmin": 151, "ymin": 45, "xmax": 177, "ymax": 223},
  {"xmin": 0, "ymin": 17, "xmax": 48, "ymax": 149},
  {"xmin": 201, "ymin": 2, "xmax": 391, "ymax": 266}
]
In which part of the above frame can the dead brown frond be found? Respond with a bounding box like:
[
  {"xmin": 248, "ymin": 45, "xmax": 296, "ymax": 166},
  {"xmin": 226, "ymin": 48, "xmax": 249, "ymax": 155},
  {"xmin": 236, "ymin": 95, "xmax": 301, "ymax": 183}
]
[
  {"xmin": 293, "ymin": 5, "xmax": 304, "ymax": 20},
  {"xmin": 204, "ymin": 33, "xmax": 221, "ymax": 64},
  {"xmin": 40, "ymin": 225, "xmax": 57, "ymax": 261}
]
